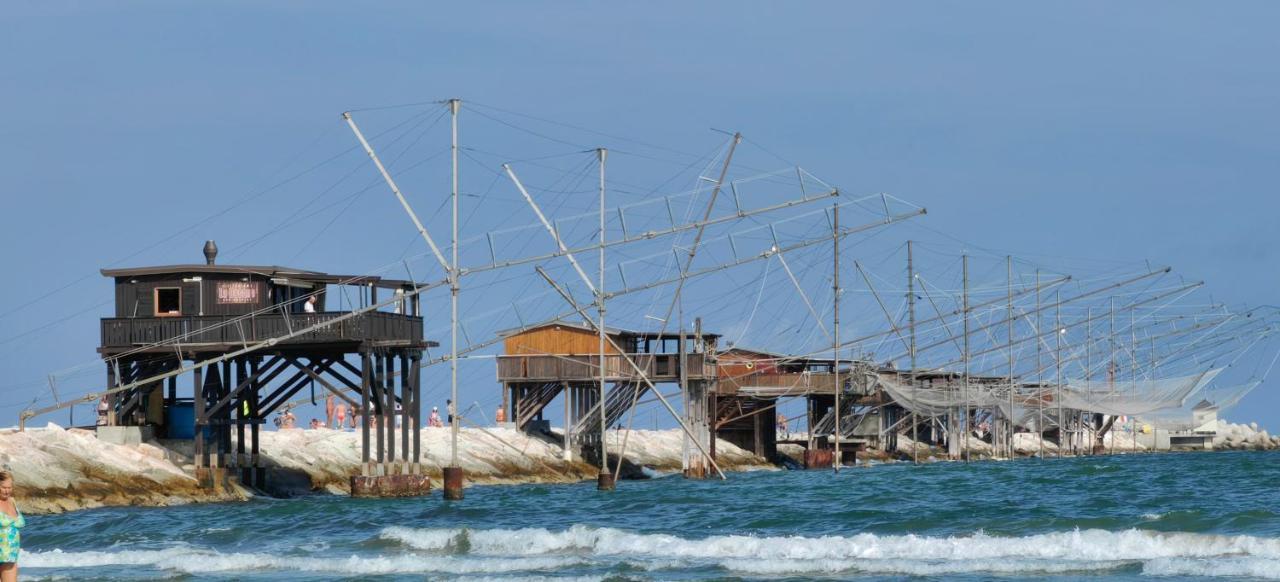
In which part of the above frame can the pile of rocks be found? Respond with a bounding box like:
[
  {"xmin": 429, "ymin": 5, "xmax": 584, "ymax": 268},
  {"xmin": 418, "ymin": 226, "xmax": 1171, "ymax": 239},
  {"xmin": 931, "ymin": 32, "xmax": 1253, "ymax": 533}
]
[{"xmin": 1213, "ymin": 420, "xmax": 1280, "ymax": 450}]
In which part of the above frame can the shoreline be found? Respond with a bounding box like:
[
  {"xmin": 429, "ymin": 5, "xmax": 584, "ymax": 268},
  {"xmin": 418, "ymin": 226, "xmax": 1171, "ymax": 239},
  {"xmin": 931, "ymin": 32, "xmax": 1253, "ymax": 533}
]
[
  {"xmin": 4, "ymin": 419, "xmax": 1274, "ymax": 515},
  {"xmin": 1, "ymin": 423, "xmax": 774, "ymax": 515}
]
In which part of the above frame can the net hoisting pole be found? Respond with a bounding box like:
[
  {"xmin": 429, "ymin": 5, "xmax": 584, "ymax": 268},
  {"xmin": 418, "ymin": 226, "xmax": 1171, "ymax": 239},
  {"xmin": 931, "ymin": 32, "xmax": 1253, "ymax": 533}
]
[
  {"xmin": 1036, "ymin": 269, "xmax": 1044, "ymax": 458},
  {"xmin": 832, "ymin": 203, "xmax": 842, "ymax": 471},
  {"xmin": 597, "ymin": 148, "xmax": 613, "ymax": 490},
  {"xmin": 1109, "ymin": 297, "xmax": 1117, "ymax": 456},
  {"xmin": 1055, "ymin": 289, "xmax": 1064, "ymax": 458},
  {"xmin": 1007, "ymin": 256, "xmax": 1015, "ymax": 459},
  {"xmin": 1130, "ymin": 308, "xmax": 1137, "ymax": 452},
  {"xmin": 444, "ymin": 98, "xmax": 465, "ymax": 499},
  {"xmin": 342, "ymin": 112, "xmax": 451, "ymax": 275},
  {"xmin": 1149, "ymin": 335, "xmax": 1157, "ymax": 455},
  {"xmin": 1086, "ymin": 306, "xmax": 1092, "ymax": 454},
  {"xmin": 961, "ymin": 254, "xmax": 970, "ymax": 463},
  {"xmin": 503, "ymin": 165, "xmax": 596, "ymax": 295},
  {"xmin": 450, "ymin": 98, "xmax": 460, "ymax": 465},
  {"xmin": 908, "ymin": 241, "xmax": 918, "ymax": 464}
]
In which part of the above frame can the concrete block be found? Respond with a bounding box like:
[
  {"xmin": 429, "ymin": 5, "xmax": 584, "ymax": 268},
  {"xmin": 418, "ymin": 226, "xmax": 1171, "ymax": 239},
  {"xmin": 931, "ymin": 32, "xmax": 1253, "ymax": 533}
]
[
  {"xmin": 96, "ymin": 425, "xmax": 154, "ymax": 446},
  {"xmin": 350, "ymin": 474, "xmax": 432, "ymax": 498}
]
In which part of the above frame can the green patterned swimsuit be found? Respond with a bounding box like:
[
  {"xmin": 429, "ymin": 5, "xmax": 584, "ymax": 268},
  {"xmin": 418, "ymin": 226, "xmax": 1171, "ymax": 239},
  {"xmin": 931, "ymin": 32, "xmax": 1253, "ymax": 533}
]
[{"xmin": 0, "ymin": 505, "xmax": 22, "ymax": 563}]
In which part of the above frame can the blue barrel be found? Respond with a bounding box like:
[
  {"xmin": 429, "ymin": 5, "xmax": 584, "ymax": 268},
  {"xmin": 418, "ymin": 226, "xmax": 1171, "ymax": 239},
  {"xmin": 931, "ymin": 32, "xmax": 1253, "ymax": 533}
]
[{"xmin": 167, "ymin": 402, "xmax": 196, "ymax": 439}]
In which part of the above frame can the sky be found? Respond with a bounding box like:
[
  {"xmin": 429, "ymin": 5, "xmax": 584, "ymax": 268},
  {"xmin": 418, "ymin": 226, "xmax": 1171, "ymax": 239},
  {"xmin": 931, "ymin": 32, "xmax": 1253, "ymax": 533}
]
[{"xmin": 1, "ymin": 2, "xmax": 1278, "ymax": 429}]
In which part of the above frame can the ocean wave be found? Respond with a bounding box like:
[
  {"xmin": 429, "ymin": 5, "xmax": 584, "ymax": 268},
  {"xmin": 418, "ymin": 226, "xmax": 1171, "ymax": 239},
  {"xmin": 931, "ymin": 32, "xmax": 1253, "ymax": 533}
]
[
  {"xmin": 1145, "ymin": 557, "xmax": 1280, "ymax": 579},
  {"xmin": 380, "ymin": 525, "xmax": 1280, "ymax": 575},
  {"xmin": 23, "ymin": 546, "xmax": 584, "ymax": 575},
  {"xmin": 27, "ymin": 526, "xmax": 1280, "ymax": 577}
]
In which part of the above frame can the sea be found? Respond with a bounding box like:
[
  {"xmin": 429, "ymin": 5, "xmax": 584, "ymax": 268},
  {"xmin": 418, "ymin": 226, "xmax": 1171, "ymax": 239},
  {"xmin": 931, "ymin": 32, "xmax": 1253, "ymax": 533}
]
[{"xmin": 22, "ymin": 450, "xmax": 1280, "ymax": 581}]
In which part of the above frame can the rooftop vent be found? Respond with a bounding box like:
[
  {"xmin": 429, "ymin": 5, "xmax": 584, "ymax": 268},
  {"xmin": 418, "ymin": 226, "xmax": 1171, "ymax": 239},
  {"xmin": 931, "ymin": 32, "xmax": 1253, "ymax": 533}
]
[{"xmin": 203, "ymin": 240, "xmax": 218, "ymax": 265}]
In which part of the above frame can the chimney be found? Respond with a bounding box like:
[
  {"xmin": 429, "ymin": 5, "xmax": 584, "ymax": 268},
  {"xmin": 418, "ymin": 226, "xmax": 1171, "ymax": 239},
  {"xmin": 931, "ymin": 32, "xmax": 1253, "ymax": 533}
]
[{"xmin": 203, "ymin": 240, "xmax": 218, "ymax": 265}]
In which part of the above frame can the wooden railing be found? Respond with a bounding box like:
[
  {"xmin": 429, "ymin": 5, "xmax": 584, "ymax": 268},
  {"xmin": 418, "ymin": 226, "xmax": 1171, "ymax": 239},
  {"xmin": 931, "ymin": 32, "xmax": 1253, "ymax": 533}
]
[
  {"xmin": 718, "ymin": 372, "xmax": 840, "ymax": 395},
  {"xmin": 497, "ymin": 353, "xmax": 714, "ymax": 383},
  {"xmin": 100, "ymin": 311, "xmax": 423, "ymax": 349}
]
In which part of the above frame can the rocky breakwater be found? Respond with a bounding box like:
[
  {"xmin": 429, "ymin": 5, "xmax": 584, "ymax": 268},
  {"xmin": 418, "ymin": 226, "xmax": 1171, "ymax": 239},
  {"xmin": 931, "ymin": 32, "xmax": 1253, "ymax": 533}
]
[
  {"xmin": 1, "ymin": 424, "xmax": 773, "ymax": 514},
  {"xmin": 1213, "ymin": 420, "xmax": 1280, "ymax": 451},
  {"xmin": 0, "ymin": 424, "xmax": 246, "ymax": 514}
]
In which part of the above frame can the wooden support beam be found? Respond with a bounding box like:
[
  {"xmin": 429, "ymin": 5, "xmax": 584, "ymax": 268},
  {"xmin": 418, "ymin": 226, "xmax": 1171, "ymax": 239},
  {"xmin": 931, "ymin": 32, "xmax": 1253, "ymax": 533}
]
[
  {"xmin": 285, "ymin": 357, "xmax": 359, "ymax": 409},
  {"xmin": 205, "ymin": 356, "xmax": 287, "ymax": 417}
]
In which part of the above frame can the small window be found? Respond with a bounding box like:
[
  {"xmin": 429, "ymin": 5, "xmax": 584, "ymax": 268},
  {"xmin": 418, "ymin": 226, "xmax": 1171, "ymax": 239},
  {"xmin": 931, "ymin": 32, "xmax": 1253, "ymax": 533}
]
[{"xmin": 155, "ymin": 287, "xmax": 182, "ymax": 316}]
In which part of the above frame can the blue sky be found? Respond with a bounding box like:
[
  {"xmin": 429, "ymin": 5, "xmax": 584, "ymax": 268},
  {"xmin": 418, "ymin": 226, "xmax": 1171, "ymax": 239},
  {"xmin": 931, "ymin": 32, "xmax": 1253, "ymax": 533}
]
[{"xmin": 1, "ymin": 2, "xmax": 1277, "ymax": 428}]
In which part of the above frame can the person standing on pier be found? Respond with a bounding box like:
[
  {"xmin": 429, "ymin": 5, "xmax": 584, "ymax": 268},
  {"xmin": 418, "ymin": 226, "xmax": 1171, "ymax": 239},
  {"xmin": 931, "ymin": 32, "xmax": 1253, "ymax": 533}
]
[
  {"xmin": 495, "ymin": 405, "xmax": 506, "ymax": 425},
  {"xmin": 0, "ymin": 470, "xmax": 25, "ymax": 582},
  {"xmin": 303, "ymin": 295, "xmax": 317, "ymax": 314},
  {"xmin": 325, "ymin": 394, "xmax": 336, "ymax": 428}
]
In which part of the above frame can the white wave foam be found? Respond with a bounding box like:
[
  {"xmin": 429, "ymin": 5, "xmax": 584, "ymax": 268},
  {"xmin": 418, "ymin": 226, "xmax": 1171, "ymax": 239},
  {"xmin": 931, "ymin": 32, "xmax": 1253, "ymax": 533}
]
[
  {"xmin": 380, "ymin": 525, "xmax": 1280, "ymax": 575},
  {"xmin": 1145, "ymin": 557, "xmax": 1280, "ymax": 579},
  {"xmin": 28, "ymin": 526, "xmax": 1280, "ymax": 577},
  {"xmin": 23, "ymin": 546, "xmax": 582, "ymax": 575},
  {"xmin": 383, "ymin": 525, "xmax": 1280, "ymax": 561},
  {"xmin": 721, "ymin": 557, "xmax": 1131, "ymax": 576}
]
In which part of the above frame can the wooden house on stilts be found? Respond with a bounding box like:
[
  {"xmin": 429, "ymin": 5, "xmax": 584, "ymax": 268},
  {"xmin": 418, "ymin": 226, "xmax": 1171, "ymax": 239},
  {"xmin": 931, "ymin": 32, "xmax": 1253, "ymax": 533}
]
[{"xmin": 95, "ymin": 241, "xmax": 437, "ymax": 496}]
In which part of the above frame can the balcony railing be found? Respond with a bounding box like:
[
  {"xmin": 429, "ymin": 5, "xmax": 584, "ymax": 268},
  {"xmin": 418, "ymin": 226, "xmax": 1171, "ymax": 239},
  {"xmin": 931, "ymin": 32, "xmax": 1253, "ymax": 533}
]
[
  {"xmin": 100, "ymin": 311, "xmax": 423, "ymax": 349},
  {"xmin": 497, "ymin": 353, "xmax": 714, "ymax": 383},
  {"xmin": 718, "ymin": 371, "xmax": 840, "ymax": 395}
]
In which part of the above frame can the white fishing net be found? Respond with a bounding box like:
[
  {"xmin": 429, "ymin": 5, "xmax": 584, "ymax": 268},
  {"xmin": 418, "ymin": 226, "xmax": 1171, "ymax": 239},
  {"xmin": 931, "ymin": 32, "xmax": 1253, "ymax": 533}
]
[{"xmin": 875, "ymin": 368, "xmax": 1222, "ymax": 422}]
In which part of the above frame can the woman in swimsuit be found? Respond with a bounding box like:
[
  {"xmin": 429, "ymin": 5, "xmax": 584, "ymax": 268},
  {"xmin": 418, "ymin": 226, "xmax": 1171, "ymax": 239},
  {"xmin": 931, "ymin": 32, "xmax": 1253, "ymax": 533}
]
[{"xmin": 0, "ymin": 470, "xmax": 23, "ymax": 582}]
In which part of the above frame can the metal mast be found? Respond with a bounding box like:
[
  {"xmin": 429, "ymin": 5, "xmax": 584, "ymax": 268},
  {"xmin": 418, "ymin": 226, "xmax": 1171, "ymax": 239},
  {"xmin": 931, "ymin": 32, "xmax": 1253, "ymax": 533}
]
[
  {"xmin": 1109, "ymin": 297, "xmax": 1116, "ymax": 456},
  {"xmin": 1085, "ymin": 306, "xmax": 1092, "ymax": 454},
  {"xmin": 444, "ymin": 98, "xmax": 464, "ymax": 499},
  {"xmin": 1036, "ymin": 269, "xmax": 1044, "ymax": 458},
  {"xmin": 1006, "ymin": 255, "xmax": 1015, "ymax": 459},
  {"xmin": 961, "ymin": 254, "xmax": 970, "ymax": 462},
  {"xmin": 908, "ymin": 241, "xmax": 918, "ymax": 463},
  {"xmin": 1055, "ymin": 289, "xmax": 1064, "ymax": 458},
  {"xmin": 597, "ymin": 147, "xmax": 613, "ymax": 491},
  {"xmin": 1130, "ymin": 308, "xmax": 1137, "ymax": 452},
  {"xmin": 832, "ymin": 203, "xmax": 842, "ymax": 471}
]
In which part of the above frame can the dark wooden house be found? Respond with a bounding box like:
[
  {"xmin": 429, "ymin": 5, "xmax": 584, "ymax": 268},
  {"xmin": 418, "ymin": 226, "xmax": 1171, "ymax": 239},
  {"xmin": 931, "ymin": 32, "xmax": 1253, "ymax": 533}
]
[{"xmin": 98, "ymin": 240, "xmax": 436, "ymax": 494}]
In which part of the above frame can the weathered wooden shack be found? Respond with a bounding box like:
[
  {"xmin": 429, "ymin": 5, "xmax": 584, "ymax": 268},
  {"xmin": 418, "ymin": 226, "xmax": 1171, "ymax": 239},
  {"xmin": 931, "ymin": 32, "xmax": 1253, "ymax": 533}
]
[
  {"xmin": 495, "ymin": 320, "xmax": 719, "ymax": 474},
  {"xmin": 98, "ymin": 240, "xmax": 436, "ymax": 495}
]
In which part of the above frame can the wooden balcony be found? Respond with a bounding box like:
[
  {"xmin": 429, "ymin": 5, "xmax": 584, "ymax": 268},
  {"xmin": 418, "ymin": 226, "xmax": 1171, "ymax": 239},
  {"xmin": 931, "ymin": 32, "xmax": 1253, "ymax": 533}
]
[
  {"xmin": 100, "ymin": 311, "xmax": 424, "ymax": 353},
  {"xmin": 497, "ymin": 353, "xmax": 714, "ymax": 383},
  {"xmin": 717, "ymin": 371, "xmax": 841, "ymax": 396}
]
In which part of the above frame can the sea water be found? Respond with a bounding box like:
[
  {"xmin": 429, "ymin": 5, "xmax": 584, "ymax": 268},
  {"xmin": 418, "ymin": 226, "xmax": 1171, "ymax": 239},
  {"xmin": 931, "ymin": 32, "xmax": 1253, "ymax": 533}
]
[{"xmin": 22, "ymin": 450, "xmax": 1280, "ymax": 580}]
